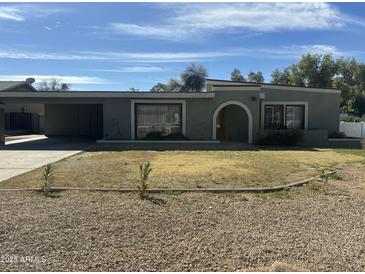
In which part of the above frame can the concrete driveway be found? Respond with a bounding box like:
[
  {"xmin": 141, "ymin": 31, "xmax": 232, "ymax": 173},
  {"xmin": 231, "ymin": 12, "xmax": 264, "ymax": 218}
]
[{"xmin": 0, "ymin": 136, "xmax": 93, "ymax": 183}]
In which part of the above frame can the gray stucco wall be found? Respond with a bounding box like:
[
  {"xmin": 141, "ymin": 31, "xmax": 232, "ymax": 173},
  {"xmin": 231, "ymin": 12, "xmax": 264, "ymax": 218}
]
[
  {"xmin": 103, "ymin": 98, "xmax": 131, "ymax": 140},
  {"xmin": 261, "ymin": 87, "xmax": 340, "ymax": 135},
  {"xmin": 100, "ymin": 87, "xmax": 340, "ymax": 144},
  {"xmin": 0, "ymin": 107, "xmax": 4, "ymax": 145},
  {"xmin": 179, "ymin": 89, "xmax": 260, "ymax": 141}
]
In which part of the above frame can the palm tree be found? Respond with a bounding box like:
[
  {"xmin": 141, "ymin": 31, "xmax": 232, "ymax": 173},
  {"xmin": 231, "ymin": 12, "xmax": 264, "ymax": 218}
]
[{"xmin": 181, "ymin": 64, "xmax": 208, "ymax": 92}]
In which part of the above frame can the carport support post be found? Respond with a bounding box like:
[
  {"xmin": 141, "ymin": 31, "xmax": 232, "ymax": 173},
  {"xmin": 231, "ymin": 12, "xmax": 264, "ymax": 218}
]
[{"xmin": 0, "ymin": 104, "xmax": 4, "ymax": 145}]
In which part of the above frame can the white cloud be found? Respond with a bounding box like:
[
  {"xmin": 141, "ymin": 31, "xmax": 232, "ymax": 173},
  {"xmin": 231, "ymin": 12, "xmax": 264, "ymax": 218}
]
[
  {"xmin": 0, "ymin": 49, "xmax": 238, "ymax": 62},
  {"xmin": 0, "ymin": 75, "xmax": 106, "ymax": 84},
  {"xmin": 234, "ymin": 44, "xmax": 349, "ymax": 59},
  {"xmin": 0, "ymin": 50, "xmax": 101, "ymax": 60},
  {"xmin": 109, "ymin": 3, "xmax": 365, "ymax": 40},
  {"xmin": 93, "ymin": 66, "xmax": 165, "ymax": 73},
  {"xmin": 0, "ymin": 5, "xmax": 67, "ymax": 22},
  {"xmin": 84, "ymin": 50, "xmax": 240, "ymax": 63},
  {"xmin": 0, "ymin": 6, "xmax": 24, "ymax": 21},
  {"xmin": 0, "ymin": 44, "xmax": 360, "ymax": 64},
  {"xmin": 110, "ymin": 23, "xmax": 185, "ymax": 41}
]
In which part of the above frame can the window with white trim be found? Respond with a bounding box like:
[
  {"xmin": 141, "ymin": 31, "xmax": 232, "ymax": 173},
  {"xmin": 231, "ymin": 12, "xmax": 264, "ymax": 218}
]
[
  {"xmin": 264, "ymin": 104, "xmax": 305, "ymax": 130},
  {"xmin": 135, "ymin": 103, "xmax": 182, "ymax": 139}
]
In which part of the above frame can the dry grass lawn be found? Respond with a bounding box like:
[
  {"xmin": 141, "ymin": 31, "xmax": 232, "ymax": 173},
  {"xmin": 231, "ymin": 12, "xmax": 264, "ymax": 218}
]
[{"xmin": 1, "ymin": 147, "xmax": 364, "ymax": 190}]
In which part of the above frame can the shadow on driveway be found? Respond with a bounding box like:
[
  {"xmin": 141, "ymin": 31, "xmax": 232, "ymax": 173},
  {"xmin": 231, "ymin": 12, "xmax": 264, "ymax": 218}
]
[{"xmin": 1, "ymin": 137, "xmax": 95, "ymax": 151}]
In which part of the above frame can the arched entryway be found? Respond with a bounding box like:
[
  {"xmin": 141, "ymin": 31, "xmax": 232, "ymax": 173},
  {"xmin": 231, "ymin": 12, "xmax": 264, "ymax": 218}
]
[{"xmin": 212, "ymin": 101, "xmax": 253, "ymax": 144}]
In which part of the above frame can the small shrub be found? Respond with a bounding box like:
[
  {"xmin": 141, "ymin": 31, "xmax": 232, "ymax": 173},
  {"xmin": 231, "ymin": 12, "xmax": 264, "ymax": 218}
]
[
  {"xmin": 329, "ymin": 173, "xmax": 343, "ymax": 181},
  {"xmin": 340, "ymin": 113, "xmax": 364, "ymax": 122},
  {"xmin": 143, "ymin": 131, "xmax": 163, "ymax": 140},
  {"xmin": 143, "ymin": 131, "xmax": 189, "ymax": 140},
  {"xmin": 310, "ymin": 182, "xmax": 321, "ymax": 191},
  {"xmin": 328, "ymin": 131, "xmax": 347, "ymax": 138},
  {"xmin": 137, "ymin": 162, "xmax": 152, "ymax": 199},
  {"xmin": 320, "ymin": 169, "xmax": 329, "ymax": 184},
  {"xmin": 320, "ymin": 169, "xmax": 332, "ymax": 192},
  {"xmin": 258, "ymin": 129, "xmax": 304, "ymax": 146},
  {"xmin": 164, "ymin": 132, "xmax": 189, "ymax": 140},
  {"xmin": 41, "ymin": 163, "xmax": 55, "ymax": 197}
]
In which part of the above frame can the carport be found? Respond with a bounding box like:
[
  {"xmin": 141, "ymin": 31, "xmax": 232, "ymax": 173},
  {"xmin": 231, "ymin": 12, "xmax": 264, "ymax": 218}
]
[
  {"xmin": 0, "ymin": 92, "xmax": 104, "ymax": 145},
  {"xmin": 45, "ymin": 104, "xmax": 103, "ymax": 138}
]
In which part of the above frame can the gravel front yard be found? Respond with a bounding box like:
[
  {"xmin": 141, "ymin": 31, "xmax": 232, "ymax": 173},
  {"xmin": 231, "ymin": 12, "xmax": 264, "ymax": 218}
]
[{"xmin": 0, "ymin": 164, "xmax": 365, "ymax": 271}]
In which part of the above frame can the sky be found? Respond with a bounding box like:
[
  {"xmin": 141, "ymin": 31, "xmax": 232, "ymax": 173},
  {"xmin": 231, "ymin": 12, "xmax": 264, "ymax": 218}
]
[{"xmin": 0, "ymin": 2, "xmax": 365, "ymax": 91}]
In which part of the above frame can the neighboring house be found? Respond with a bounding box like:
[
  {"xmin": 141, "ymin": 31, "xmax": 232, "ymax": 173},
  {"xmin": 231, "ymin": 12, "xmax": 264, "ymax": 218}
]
[
  {"xmin": 0, "ymin": 78, "xmax": 44, "ymax": 134},
  {"xmin": 0, "ymin": 79, "xmax": 340, "ymax": 146}
]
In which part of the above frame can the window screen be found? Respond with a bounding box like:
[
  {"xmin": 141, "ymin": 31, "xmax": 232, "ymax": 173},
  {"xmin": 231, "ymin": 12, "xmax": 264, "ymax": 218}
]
[
  {"xmin": 286, "ymin": 105, "xmax": 305, "ymax": 129},
  {"xmin": 136, "ymin": 104, "xmax": 182, "ymax": 139},
  {"xmin": 264, "ymin": 105, "xmax": 284, "ymax": 129}
]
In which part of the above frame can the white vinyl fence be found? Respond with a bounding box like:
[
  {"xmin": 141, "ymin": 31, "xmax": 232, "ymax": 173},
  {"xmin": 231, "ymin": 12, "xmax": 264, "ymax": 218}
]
[{"xmin": 340, "ymin": 121, "xmax": 365, "ymax": 138}]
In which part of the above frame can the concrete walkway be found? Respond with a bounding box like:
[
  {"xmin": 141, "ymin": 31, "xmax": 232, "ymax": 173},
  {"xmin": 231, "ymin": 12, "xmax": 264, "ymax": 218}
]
[{"xmin": 0, "ymin": 137, "xmax": 92, "ymax": 182}]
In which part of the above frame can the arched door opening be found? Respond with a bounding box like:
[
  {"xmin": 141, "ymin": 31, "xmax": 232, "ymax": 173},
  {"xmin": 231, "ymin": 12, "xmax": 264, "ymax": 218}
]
[{"xmin": 212, "ymin": 101, "xmax": 253, "ymax": 144}]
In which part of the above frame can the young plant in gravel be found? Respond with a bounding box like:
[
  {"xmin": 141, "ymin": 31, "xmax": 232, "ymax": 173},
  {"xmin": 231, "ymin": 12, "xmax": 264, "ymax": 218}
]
[
  {"xmin": 137, "ymin": 162, "xmax": 152, "ymax": 199},
  {"xmin": 41, "ymin": 163, "xmax": 55, "ymax": 197},
  {"xmin": 320, "ymin": 169, "xmax": 330, "ymax": 193}
]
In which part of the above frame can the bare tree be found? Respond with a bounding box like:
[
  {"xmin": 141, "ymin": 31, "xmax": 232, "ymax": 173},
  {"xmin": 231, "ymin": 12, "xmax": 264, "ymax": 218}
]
[{"xmin": 37, "ymin": 78, "xmax": 71, "ymax": 91}]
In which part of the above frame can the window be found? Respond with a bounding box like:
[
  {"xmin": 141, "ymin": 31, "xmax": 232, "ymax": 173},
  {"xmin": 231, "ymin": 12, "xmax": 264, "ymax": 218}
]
[
  {"xmin": 264, "ymin": 105, "xmax": 284, "ymax": 129},
  {"xmin": 263, "ymin": 103, "xmax": 306, "ymax": 130},
  {"xmin": 286, "ymin": 105, "xmax": 305, "ymax": 129},
  {"xmin": 135, "ymin": 104, "xmax": 182, "ymax": 139}
]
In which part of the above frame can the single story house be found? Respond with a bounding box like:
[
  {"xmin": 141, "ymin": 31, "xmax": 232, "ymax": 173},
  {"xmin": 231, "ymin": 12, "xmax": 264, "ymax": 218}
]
[{"xmin": 0, "ymin": 79, "xmax": 341, "ymax": 146}]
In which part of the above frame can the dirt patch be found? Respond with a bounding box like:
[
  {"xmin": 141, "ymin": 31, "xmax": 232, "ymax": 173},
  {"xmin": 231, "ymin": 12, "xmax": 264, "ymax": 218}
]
[{"xmin": 332, "ymin": 163, "xmax": 365, "ymax": 197}]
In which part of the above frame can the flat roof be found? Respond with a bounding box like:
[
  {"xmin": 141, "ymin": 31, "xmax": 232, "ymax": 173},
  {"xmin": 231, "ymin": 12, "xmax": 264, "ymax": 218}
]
[
  {"xmin": 0, "ymin": 91, "xmax": 215, "ymax": 99},
  {"xmin": 206, "ymin": 78, "xmax": 341, "ymax": 91},
  {"xmin": 206, "ymin": 79, "xmax": 341, "ymax": 94}
]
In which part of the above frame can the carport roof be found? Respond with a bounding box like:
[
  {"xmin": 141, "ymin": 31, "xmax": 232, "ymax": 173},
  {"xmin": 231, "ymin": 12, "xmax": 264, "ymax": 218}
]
[{"xmin": 0, "ymin": 90, "xmax": 215, "ymax": 99}]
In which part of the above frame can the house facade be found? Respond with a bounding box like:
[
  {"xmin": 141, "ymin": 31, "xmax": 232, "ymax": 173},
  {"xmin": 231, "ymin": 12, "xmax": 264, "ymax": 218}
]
[{"xmin": 0, "ymin": 79, "xmax": 341, "ymax": 146}]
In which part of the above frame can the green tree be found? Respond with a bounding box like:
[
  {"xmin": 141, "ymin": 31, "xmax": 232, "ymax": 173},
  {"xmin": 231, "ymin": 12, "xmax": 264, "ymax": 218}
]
[
  {"xmin": 150, "ymin": 82, "xmax": 168, "ymax": 92},
  {"xmin": 357, "ymin": 64, "xmax": 365, "ymax": 90},
  {"xmin": 247, "ymin": 71, "xmax": 264, "ymax": 83},
  {"xmin": 333, "ymin": 57, "xmax": 363, "ymax": 113},
  {"xmin": 288, "ymin": 64, "xmax": 305, "ymax": 87},
  {"xmin": 297, "ymin": 54, "xmax": 336, "ymax": 88},
  {"xmin": 271, "ymin": 69, "xmax": 290, "ymax": 85},
  {"xmin": 181, "ymin": 64, "xmax": 208, "ymax": 92},
  {"xmin": 353, "ymin": 93, "xmax": 365, "ymax": 116},
  {"xmin": 270, "ymin": 54, "xmax": 365, "ymax": 115},
  {"xmin": 166, "ymin": 78, "xmax": 182, "ymax": 92},
  {"xmin": 150, "ymin": 78, "xmax": 182, "ymax": 92},
  {"xmin": 231, "ymin": 68, "xmax": 246, "ymax": 81}
]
